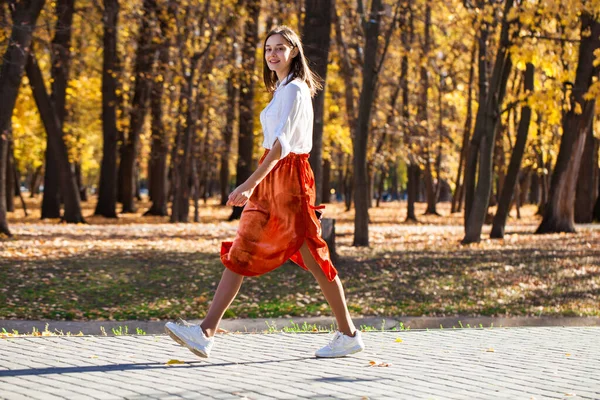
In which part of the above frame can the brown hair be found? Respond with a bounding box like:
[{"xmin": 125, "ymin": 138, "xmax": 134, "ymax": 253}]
[{"xmin": 262, "ymin": 25, "xmax": 323, "ymax": 98}]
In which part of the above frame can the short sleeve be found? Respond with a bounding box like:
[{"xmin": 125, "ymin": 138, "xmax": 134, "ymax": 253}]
[{"xmin": 272, "ymin": 84, "xmax": 303, "ymax": 159}]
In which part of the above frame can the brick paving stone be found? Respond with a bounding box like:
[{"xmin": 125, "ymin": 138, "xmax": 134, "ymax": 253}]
[{"xmin": 1, "ymin": 327, "xmax": 599, "ymax": 399}]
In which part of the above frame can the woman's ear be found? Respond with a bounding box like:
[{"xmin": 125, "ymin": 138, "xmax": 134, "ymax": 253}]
[{"xmin": 291, "ymin": 47, "xmax": 299, "ymax": 58}]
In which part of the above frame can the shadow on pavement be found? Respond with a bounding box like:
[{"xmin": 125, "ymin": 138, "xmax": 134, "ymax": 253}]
[{"xmin": 0, "ymin": 356, "xmax": 316, "ymax": 377}]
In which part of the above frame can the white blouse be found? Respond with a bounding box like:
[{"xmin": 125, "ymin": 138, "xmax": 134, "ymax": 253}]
[{"xmin": 260, "ymin": 77, "xmax": 313, "ymax": 159}]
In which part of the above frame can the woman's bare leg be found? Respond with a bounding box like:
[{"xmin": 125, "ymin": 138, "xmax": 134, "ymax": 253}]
[
  {"xmin": 200, "ymin": 268, "xmax": 244, "ymax": 338},
  {"xmin": 299, "ymin": 242, "xmax": 356, "ymax": 336}
]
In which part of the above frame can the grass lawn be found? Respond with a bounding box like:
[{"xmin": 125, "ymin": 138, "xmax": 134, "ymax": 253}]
[{"xmin": 2, "ymin": 197, "xmax": 599, "ymax": 320}]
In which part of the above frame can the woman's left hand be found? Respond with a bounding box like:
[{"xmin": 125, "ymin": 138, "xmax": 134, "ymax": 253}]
[{"xmin": 227, "ymin": 181, "xmax": 256, "ymax": 207}]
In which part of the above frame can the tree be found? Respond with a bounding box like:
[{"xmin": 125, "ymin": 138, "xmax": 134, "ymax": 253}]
[
  {"xmin": 418, "ymin": 0, "xmax": 439, "ymax": 216},
  {"xmin": 0, "ymin": 128, "xmax": 10, "ymax": 237},
  {"xmin": 229, "ymin": 0, "xmax": 260, "ymax": 221},
  {"xmin": 451, "ymin": 39, "xmax": 476, "ymax": 214},
  {"xmin": 26, "ymin": 52, "xmax": 85, "ymax": 223},
  {"xmin": 145, "ymin": 0, "xmax": 176, "ymax": 217},
  {"xmin": 463, "ymin": 0, "xmax": 515, "ymax": 244},
  {"xmin": 0, "ymin": 0, "xmax": 46, "ymax": 236},
  {"xmin": 95, "ymin": 0, "xmax": 121, "ymax": 218},
  {"xmin": 491, "ymin": 62, "xmax": 534, "ymax": 239},
  {"xmin": 118, "ymin": 0, "xmax": 156, "ymax": 213},
  {"xmin": 536, "ymin": 12, "xmax": 600, "ymax": 234},
  {"xmin": 220, "ymin": 52, "xmax": 238, "ymax": 206},
  {"xmin": 574, "ymin": 117, "xmax": 598, "ymax": 223},
  {"xmin": 40, "ymin": 0, "xmax": 76, "ymax": 219},
  {"xmin": 353, "ymin": 0, "xmax": 384, "ymax": 247},
  {"xmin": 302, "ymin": 0, "xmax": 332, "ymax": 205},
  {"xmin": 400, "ymin": 0, "xmax": 418, "ymax": 222}
]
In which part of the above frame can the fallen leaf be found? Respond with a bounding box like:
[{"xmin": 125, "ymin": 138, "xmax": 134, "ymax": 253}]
[
  {"xmin": 89, "ymin": 355, "xmax": 98, "ymax": 358},
  {"xmin": 486, "ymin": 348, "xmax": 495, "ymax": 352},
  {"xmin": 372, "ymin": 362, "xmax": 392, "ymax": 367},
  {"xmin": 395, "ymin": 338, "xmax": 403, "ymax": 343},
  {"xmin": 565, "ymin": 353, "xmax": 571, "ymax": 357},
  {"xmin": 166, "ymin": 359, "xmax": 185, "ymax": 365},
  {"xmin": 369, "ymin": 360, "xmax": 377, "ymax": 366}
]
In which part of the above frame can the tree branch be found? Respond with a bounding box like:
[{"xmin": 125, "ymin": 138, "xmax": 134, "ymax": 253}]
[
  {"xmin": 518, "ymin": 33, "xmax": 580, "ymax": 43},
  {"xmin": 375, "ymin": 0, "xmax": 401, "ymax": 76}
]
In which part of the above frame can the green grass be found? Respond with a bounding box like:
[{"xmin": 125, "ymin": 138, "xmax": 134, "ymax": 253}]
[{"xmin": 2, "ymin": 220, "xmax": 599, "ymax": 321}]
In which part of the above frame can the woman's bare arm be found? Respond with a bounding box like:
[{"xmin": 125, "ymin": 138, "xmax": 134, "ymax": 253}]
[{"xmin": 226, "ymin": 140, "xmax": 283, "ymax": 207}]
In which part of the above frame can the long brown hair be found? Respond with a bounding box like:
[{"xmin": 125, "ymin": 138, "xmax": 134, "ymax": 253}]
[{"xmin": 262, "ymin": 25, "xmax": 323, "ymax": 98}]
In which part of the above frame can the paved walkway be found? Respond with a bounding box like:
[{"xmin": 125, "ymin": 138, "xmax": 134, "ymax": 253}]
[{"xmin": 1, "ymin": 327, "xmax": 599, "ymax": 399}]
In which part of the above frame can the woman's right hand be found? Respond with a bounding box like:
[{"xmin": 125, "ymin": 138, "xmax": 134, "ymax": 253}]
[{"xmin": 227, "ymin": 181, "xmax": 255, "ymax": 207}]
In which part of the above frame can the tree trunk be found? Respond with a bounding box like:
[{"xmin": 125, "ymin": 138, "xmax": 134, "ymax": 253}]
[
  {"xmin": 13, "ymin": 156, "xmax": 28, "ymax": 217},
  {"xmin": 322, "ymin": 158, "xmax": 331, "ymax": 203},
  {"xmin": 26, "ymin": 53, "xmax": 85, "ymax": 223},
  {"xmin": 463, "ymin": 0, "xmax": 515, "ymax": 244},
  {"xmin": 333, "ymin": 3, "xmax": 357, "ymax": 141},
  {"xmin": 6, "ymin": 138, "xmax": 15, "ymax": 212},
  {"xmin": 535, "ymin": 119, "xmax": 549, "ymax": 215},
  {"xmin": 353, "ymin": 0, "xmax": 383, "ymax": 247},
  {"xmin": 376, "ymin": 166, "xmax": 386, "ymax": 208},
  {"xmin": 144, "ymin": 87, "xmax": 169, "ymax": 217},
  {"xmin": 41, "ymin": 145, "xmax": 61, "ymax": 218},
  {"xmin": 0, "ymin": 0, "xmax": 45, "ymax": 234},
  {"xmin": 593, "ymin": 166, "xmax": 600, "ymax": 222},
  {"xmin": 452, "ymin": 40, "xmax": 476, "ymax": 214},
  {"xmin": 95, "ymin": 0, "xmax": 120, "ymax": 218},
  {"xmin": 519, "ymin": 166, "xmax": 532, "ymax": 206},
  {"xmin": 400, "ymin": 0, "xmax": 416, "ymax": 222},
  {"xmin": 464, "ymin": 20, "xmax": 490, "ymax": 227},
  {"xmin": 491, "ymin": 63, "xmax": 534, "ymax": 238},
  {"xmin": 144, "ymin": 0, "xmax": 174, "ymax": 217},
  {"xmin": 39, "ymin": 0, "xmax": 75, "ymax": 219},
  {"xmin": 171, "ymin": 66, "xmax": 198, "ymax": 223},
  {"xmin": 303, "ymin": 0, "xmax": 332, "ymax": 206},
  {"xmin": 420, "ymin": 0, "xmax": 437, "ymax": 216},
  {"xmin": 574, "ymin": 117, "xmax": 597, "ymax": 223},
  {"xmin": 537, "ymin": 13, "xmax": 600, "ymax": 234},
  {"xmin": 220, "ymin": 66, "xmax": 237, "ymax": 206},
  {"xmin": 30, "ymin": 165, "xmax": 42, "ymax": 196},
  {"xmin": 95, "ymin": 0, "xmax": 119, "ymax": 218},
  {"xmin": 406, "ymin": 163, "xmax": 419, "ymax": 221},
  {"xmin": 229, "ymin": 0, "xmax": 260, "ymax": 221},
  {"xmin": 119, "ymin": 0, "xmax": 155, "ymax": 213},
  {"xmin": 0, "ymin": 131, "xmax": 10, "ymax": 236},
  {"xmin": 74, "ymin": 163, "xmax": 87, "ymax": 201},
  {"xmin": 51, "ymin": 0, "xmax": 74, "ymax": 125}
]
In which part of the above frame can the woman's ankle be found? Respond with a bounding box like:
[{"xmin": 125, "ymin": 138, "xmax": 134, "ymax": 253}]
[{"xmin": 200, "ymin": 325, "xmax": 214, "ymax": 338}]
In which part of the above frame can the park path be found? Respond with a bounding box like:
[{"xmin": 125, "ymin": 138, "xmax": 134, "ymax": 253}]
[{"xmin": 1, "ymin": 327, "xmax": 599, "ymax": 399}]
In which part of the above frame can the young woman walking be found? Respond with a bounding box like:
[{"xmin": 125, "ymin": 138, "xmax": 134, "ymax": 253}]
[{"xmin": 165, "ymin": 25, "xmax": 364, "ymax": 359}]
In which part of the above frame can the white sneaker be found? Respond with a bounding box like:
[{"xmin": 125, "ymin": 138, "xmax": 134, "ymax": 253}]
[
  {"xmin": 315, "ymin": 330, "xmax": 365, "ymax": 358},
  {"xmin": 165, "ymin": 320, "xmax": 214, "ymax": 358}
]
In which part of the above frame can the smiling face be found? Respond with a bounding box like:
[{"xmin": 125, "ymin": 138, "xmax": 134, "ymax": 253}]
[{"xmin": 264, "ymin": 33, "xmax": 298, "ymax": 80}]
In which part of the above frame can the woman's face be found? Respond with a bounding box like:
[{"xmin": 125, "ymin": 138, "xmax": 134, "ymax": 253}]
[{"xmin": 264, "ymin": 34, "xmax": 297, "ymax": 77}]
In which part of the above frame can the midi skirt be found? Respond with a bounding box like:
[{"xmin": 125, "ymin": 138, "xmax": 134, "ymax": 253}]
[{"xmin": 220, "ymin": 150, "xmax": 338, "ymax": 282}]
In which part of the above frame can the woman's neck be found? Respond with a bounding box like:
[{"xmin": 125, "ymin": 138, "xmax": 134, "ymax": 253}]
[{"xmin": 276, "ymin": 68, "xmax": 292, "ymax": 83}]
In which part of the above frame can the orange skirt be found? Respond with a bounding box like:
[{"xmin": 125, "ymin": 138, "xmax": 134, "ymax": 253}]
[{"xmin": 220, "ymin": 150, "xmax": 337, "ymax": 282}]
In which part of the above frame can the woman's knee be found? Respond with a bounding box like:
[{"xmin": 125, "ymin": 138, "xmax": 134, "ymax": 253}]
[{"xmin": 299, "ymin": 242, "xmax": 326, "ymax": 277}]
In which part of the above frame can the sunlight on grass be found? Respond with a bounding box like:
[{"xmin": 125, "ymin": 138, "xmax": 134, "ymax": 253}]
[{"xmin": 2, "ymin": 199, "xmax": 599, "ymax": 320}]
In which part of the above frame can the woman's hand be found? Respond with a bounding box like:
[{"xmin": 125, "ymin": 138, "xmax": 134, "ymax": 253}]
[{"xmin": 227, "ymin": 181, "xmax": 256, "ymax": 207}]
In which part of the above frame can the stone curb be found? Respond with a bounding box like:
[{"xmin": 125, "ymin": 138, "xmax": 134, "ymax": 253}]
[{"xmin": 1, "ymin": 315, "xmax": 599, "ymax": 335}]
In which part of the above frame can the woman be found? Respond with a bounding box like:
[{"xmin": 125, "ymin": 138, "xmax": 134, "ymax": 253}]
[{"xmin": 165, "ymin": 25, "xmax": 364, "ymax": 359}]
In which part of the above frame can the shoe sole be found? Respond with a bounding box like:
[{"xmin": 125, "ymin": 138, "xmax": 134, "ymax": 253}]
[
  {"xmin": 164, "ymin": 326, "xmax": 209, "ymax": 358},
  {"xmin": 315, "ymin": 345, "xmax": 365, "ymax": 358}
]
